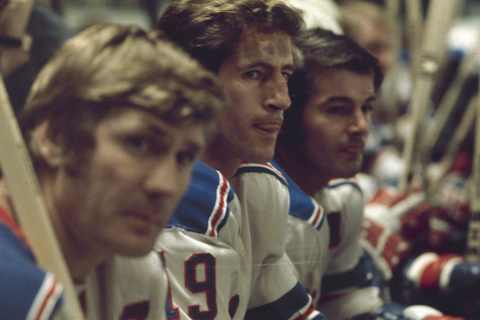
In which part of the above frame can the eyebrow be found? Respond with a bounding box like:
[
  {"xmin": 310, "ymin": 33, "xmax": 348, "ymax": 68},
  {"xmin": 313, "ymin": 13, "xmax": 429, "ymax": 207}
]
[
  {"xmin": 323, "ymin": 95, "xmax": 377, "ymax": 105},
  {"xmin": 364, "ymin": 96, "xmax": 377, "ymax": 105},
  {"xmin": 184, "ymin": 141, "xmax": 203, "ymax": 154},
  {"xmin": 240, "ymin": 61, "xmax": 295, "ymax": 71},
  {"xmin": 0, "ymin": 35, "xmax": 22, "ymax": 48},
  {"xmin": 126, "ymin": 120, "xmax": 172, "ymax": 145},
  {"xmin": 141, "ymin": 121, "xmax": 206, "ymax": 151},
  {"xmin": 323, "ymin": 96, "xmax": 354, "ymax": 105},
  {"xmin": 130, "ymin": 118, "xmax": 168, "ymax": 136}
]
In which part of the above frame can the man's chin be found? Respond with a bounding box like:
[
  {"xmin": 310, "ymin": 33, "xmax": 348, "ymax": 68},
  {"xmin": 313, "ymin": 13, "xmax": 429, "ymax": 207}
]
[
  {"xmin": 245, "ymin": 151, "xmax": 274, "ymax": 164},
  {"xmin": 337, "ymin": 163, "xmax": 362, "ymax": 179},
  {"xmin": 253, "ymin": 142, "xmax": 277, "ymax": 163},
  {"xmin": 112, "ymin": 236, "xmax": 157, "ymax": 257}
]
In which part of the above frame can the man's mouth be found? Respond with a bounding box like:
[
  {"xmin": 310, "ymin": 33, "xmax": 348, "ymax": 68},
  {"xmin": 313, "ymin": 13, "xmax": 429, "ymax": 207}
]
[
  {"xmin": 125, "ymin": 209, "xmax": 160, "ymax": 228},
  {"xmin": 253, "ymin": 120, "xmax": 283, "ymax": 136},
  {"xmin": 341, "ymin": 143, "xmax": 365, "ymax": 155}
]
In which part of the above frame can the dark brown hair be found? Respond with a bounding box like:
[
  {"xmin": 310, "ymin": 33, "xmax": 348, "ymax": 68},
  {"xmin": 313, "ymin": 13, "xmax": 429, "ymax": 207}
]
[
  {"xmin": 157, "ymin": 0, "xmax": 304, "ymax": 73},
  {"xmin": 279, "ymin": 28, "xmax": 383, "ymax": 149}
]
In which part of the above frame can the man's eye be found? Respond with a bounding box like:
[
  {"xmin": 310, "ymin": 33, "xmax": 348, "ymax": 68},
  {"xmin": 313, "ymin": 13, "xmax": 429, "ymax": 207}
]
[
  {"xmin": 176, "ymin": 150, "xmax": 197, "ymax": 167},
  {"xmin": 362, "ymin": 104, "xmax": 374, "ymax": 114},
  {"xmin": 326, "ymin": 105, "xmax": 350, "ymax": 115},
  {"xmin": 123, "ymin": 135, "xmax": 153, "ymax": 154},
  {"xmin": 244, "ymin": 70, "xmax": 262, "ymax": 80},
  {"xmin": 282, "ymin": 71, "xmax": 293, "ymax": 80}
]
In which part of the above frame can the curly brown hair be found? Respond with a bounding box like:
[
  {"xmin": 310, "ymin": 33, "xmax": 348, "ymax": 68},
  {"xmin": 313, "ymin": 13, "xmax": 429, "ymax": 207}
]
[{"xmin": 157, "ymin": 0, "xmax": 304, "ymax": 73}]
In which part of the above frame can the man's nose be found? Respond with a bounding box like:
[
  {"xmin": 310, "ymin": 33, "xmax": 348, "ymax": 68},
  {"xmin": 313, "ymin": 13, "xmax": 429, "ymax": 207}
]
[
  {"xmin": 350, "ymin": 109, "xmax": 369, "ymax": 135},
  {"xmin": 264, "ymin": 74, "xmax": 291, "ymax": 111},
  {"xmin": 144, "ymin": 158, "xmax": 179, "ymax": 201}
]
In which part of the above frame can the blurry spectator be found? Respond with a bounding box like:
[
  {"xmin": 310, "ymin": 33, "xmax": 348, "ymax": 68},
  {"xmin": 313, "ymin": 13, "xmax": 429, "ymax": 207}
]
[{"xmin": 5, "ymin": 4, "xmax": 71, "ymax": 115}]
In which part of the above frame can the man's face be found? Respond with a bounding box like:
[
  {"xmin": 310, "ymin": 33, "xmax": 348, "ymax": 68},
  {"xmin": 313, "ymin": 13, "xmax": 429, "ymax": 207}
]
[
  {"xmin": 302, "ymin": 68, "xmax": 375, "ymax": 180},
  {"xmin": 57, "ymin": 108, "xmax": 206, "ymax": 257},
  {"xmin": 0, "ymin": 0, "xmax": 32, "ymax": 76},
  {"xmin": 217, "ymin": 29, "xmax": 294, "ymax": 163},
  {"xmin": 353, "ymin": 21, "xmax": 393, "ymax": 74}
]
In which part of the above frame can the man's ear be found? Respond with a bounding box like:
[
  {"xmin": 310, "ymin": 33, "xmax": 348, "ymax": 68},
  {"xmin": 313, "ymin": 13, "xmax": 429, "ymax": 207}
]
[{"xmin": 31, "ymin": 122, "xmax": 65, "ymax": 168}]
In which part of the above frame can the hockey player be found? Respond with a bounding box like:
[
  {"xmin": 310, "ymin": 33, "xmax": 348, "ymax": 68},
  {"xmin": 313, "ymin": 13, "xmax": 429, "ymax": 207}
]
[
  {"xmin": 156, "ymin": 1, "xmax": 324, "ymax": 319},
  {"xmin": 275, "ymin": 28, "xmax": 458, "ymax": 320},
  {"xmin": 274, "ymin": 27, "xmax": 382, "ymax": 320},
  {"xmin": 0, "ymin": 23, "xmax": 224, "ymax": 319}
]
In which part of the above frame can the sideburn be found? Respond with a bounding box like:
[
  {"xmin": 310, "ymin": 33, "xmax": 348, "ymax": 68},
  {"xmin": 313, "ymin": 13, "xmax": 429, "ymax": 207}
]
[{"xmin": 47, "ymin": 107, "xmax": 102, "ymax": 177}]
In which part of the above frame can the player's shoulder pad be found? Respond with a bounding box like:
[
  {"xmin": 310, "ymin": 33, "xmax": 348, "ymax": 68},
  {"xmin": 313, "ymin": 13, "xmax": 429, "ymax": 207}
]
[
  {"xmin": 0, "ymin": 208, "xmax": 64, "ymax": 320},
  {"xmin": 235, "ymin": 161, "xmax": 288, "ymax": 187},
  {"xmin": 0, "ymin": 207, "xmax": 32, "ymax": 258},
  {"xmin": 270, "ymin": 162, "xmax": 326, "ymax": 231},
  {"xmin": 0, "ymin": 207, "xmax": 29, "ymax": 245},
  {"xmin": 168, "ymin": 161, "xmax": 234, "ymax": 238},
  {"xmin": 327, "ymin": 178, "xmax": 363, "ymax": 194}
]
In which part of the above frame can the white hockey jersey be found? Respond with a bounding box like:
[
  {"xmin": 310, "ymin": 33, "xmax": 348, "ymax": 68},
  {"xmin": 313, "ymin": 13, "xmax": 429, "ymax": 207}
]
[
  {"xmin": 79, "ymin": 252, "xmax": 171, "ymax": 320},
  {"xmin": 233, "ymin": 162, "xmax": 325, "ymax": 320},
  {"xmin": 272, "ymin": 160, "xmax": 383, "ymax": 320},
  {"xmin": 159, "ymin": 160, "xmax": 324, "ymax": 320},
  {"xmin": 316, "ymin": 180, "xmax": 382, "ymax": 319},
  {"xmin": 156, "ymin": 160, "xmax": 251, "ymax": 319},
  {"xmin": 0, "ymin": 207, "xmax": 63, "ymax": 320},
  {"xmin": 0, "ymin": 205, "xmax": 170, "ymax": 320}
]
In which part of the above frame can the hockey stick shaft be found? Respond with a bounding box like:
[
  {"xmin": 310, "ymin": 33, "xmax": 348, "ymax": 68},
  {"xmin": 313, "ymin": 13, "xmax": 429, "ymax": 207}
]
[
  {"xmin": 0, "ymin": 77, "xmax": 85, "ymax": 319},
  {"xmin": 406, "ymin": 0, "xmax": 423, "ymax": 80},
  {"xmin": 400, "ymin": 0, "xmax": 463, "ymax": 191},
  {"xmin": 424, "ymin": 48, "xmax": 479, "ymax": 152},
  {"xmin": 467, "ymin": 68, "xmax": 480, "ymax": 259},
  {"xmin": 427, "ymin": 95, "xmax": 478, "ymax": 196}
]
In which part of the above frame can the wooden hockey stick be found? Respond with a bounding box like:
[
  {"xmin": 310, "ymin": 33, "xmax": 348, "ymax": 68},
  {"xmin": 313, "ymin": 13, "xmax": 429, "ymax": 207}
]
[
  {"xmin": 382, "ymin": 0, "xmax": 402, "ymax": 121},
  {"xmin": 385, "ymin": 0, "xmax": 400, "ymax": 38},
  {"xmin": 0, "ymin": 77, "xmax": 85, "ymax": 318},
  {"xmin": 467, "ymin": 71, "xmax": 480, "ymax": 259},
  {"xmin": 406, "ymin": 0, "xmax": 423, "ymax": 81},
  {"xmin": 399, "ymin": 0, "xmax": 463, "ymax": 192},
  {"xmin": 423, "ymin": 47, "xmax": 479, "ymax": 154},
  {"xmin": 427, "ymin": 95, "xmax": 478, "ymax": 196},
  {"xmin": 385, "ymin": 0, "xmax": 400, "ymax": 67}
]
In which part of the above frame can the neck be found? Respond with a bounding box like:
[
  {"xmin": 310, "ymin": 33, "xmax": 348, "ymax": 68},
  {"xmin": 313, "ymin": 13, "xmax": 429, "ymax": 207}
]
[
  {"xmin": 40, "ymin": 172, "xmax": 108, "ymax": 283},
  {"xmin": 202, "ymin": 137, "xmax": 242, "ymax": 178},
  {"xmin": 276, "ymin": 147, "xmax": 329, "ymax": 196}
]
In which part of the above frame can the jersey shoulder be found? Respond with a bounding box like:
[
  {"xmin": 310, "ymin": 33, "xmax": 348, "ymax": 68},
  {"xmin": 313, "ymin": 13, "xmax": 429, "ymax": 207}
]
[
  {"xmin": 0, "ymin": 207, "xmax": 63, "ymax": 320},
  {"xmin": 270, "ymin": 161, "xmax": 326, "ymax": 231},
  {"xmin": 0, "ymin": 207, "xmax": 34, "ymax": 263},
  {"xmin": 168, "ymin": 161, "xmax": 234, "ymax": 238},
  {"xmin": 313, "ymin": 179, "xmax": 364, "ymax": 253},
  {"xmin": 326, "ymin": 178, "xmax": 363, "ymax": 195},
  {"xmin": 235, "ymin": 161, "xmax": 288, "ymax": 187},
  {"xmin": 325, "ymin": 178, "xmax": 364, "ymax": 215}
]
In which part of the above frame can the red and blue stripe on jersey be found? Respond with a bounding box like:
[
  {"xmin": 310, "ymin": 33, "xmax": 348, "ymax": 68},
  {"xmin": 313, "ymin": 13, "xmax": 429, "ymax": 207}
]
[
  {"xmin": 245, "ymin": 283, "xmax": 326, "ymax": 320},
  {"xmin": 168, "ymin": 161, "xmax": 234, "ymax": 238},
  {"xmin": 235, "ymin": 162, "xmax": 288, "ymax": 187},
  {"xmin": 270, "ymin": 161, "xmax": 326, "ymax": 231},
  {"xmin": 0, "ymin": 207, "xmax": 63, "ymax": 320}
]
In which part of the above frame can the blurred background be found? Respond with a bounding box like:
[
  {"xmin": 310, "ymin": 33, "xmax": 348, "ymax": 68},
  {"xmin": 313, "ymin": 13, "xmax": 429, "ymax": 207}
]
[
  {"xmin": 5, "ymin": 0, "xmax": 480, "ymax": 173},
  {"xmin": 34, "ymin": 0, "xmax": 480, "ymax": 31},
  {"xmin": 2, "ymin": 0, "xmax": 480, "ymax": 316}
]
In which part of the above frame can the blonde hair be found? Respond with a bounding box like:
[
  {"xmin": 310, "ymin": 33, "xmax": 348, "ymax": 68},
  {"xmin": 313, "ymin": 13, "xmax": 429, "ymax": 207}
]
[{"xmin": 22, "ymin": 23, "xmax": 225, "ymax": 169}]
